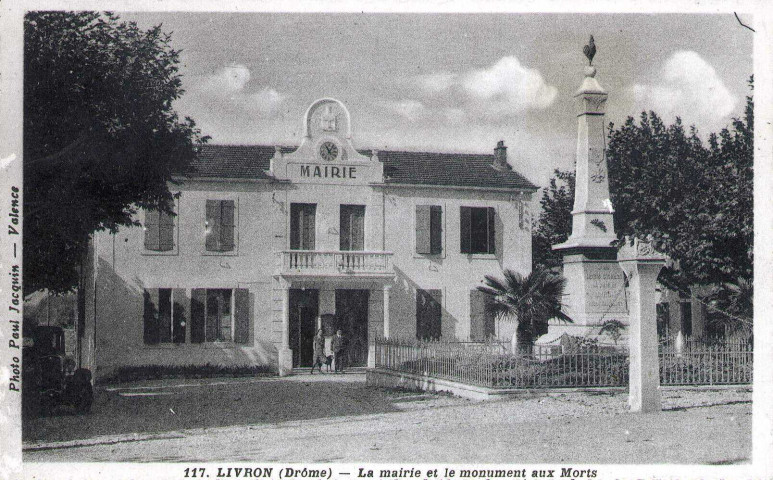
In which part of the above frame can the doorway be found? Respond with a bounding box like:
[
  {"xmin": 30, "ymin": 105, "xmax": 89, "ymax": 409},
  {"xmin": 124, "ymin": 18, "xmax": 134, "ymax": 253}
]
[
  {"xmin": 335, "ymin": 289, "xmax": 370, "ymax": 367},
  {"xmin": 289, "ymin": 289, "xmax": 319, "ymax": 368}
]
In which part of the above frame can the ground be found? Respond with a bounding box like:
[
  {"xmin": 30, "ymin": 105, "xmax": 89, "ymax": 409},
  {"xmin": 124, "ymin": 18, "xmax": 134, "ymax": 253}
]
[{"xmin": 23, "ymin": 373, "xmax": 751, "ymax": 464}]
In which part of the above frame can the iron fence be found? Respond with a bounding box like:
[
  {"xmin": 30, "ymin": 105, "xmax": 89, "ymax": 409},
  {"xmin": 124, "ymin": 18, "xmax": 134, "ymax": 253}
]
[
  {"xmin": 374, "ymin": 336, "xmax": 753, "ymax": 389},
  {"xmin": 374, "ymin": 337, "xmax": 628, "ymax": 389},
  {"xmin": 659, "ymin": 340, "xmax": 753, "ymax": 385}
]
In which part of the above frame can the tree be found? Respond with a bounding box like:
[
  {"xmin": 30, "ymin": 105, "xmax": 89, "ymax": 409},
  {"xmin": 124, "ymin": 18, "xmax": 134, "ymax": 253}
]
[
  {"xmin": 24, "ymin": 12, "xmax": 207, "ymax": 294},
  {"xmin": 598, "ymin": 319, "xmax": 626, "ymax": 345},
  {"xmin": 532, "ymin": 169, "xmax": 574, "ymax": 271},
  {"xmin": 477, "ymin": 268, "xmax": 572, "ymax": 353}
]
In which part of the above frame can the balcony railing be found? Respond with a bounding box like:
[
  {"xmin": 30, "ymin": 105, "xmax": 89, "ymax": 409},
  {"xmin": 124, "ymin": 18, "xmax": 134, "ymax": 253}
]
[{"xmin": 277, "ymin": 250, "xmax": 394, "ymax": 277}]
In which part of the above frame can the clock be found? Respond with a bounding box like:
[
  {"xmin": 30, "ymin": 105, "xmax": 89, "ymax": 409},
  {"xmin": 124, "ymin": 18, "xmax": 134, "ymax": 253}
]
[{"xmin": 319, "ymin": 141, "xmax": 338, "ymax": 161}]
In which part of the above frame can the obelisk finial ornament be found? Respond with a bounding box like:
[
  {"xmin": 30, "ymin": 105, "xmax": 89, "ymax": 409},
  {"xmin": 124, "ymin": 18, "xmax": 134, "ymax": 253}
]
[{"xmin": 583, "ymin": 35, "xmax": 596, "ymax": 66}]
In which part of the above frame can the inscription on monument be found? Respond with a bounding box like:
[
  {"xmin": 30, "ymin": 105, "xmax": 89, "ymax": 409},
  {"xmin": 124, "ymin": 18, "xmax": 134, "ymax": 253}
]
[{"xmin": 585, "ymin": 263, "xmax": 627, "ymax": 313}]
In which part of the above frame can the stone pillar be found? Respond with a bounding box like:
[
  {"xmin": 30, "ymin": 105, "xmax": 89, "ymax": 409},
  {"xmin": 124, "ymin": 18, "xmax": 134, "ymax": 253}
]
[
  {"xmin": 278, "ymin": 279, "xmax": 293, "ymax": 376},
  {"xmin": 619, "ymin": 238, "xmax": 665, "ymax": 413},
  {"xmin": 383, "ymin": 284, "xmax": 391, "ymax": 338},
  {"xmin": 369, "ymin": 284, "xmax": 391, "ymax": 369}
]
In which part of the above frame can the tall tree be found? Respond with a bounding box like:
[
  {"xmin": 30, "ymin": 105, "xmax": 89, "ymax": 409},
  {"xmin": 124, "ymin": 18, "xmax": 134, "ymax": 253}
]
[
  {"xmin": 532, "ymin": 169, "xmax": 574, "ymax": 271},
  {"xmin": 24, "ymin": 12, "xmax": 207, "ymax": 294}
]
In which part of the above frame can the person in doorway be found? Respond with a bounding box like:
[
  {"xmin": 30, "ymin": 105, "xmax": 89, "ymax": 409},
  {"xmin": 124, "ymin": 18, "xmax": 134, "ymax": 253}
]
[
  {"xmin": 331, "ymin": 329, "xmax": 347, "ymax": 373},
  {"xmin": 310, "ymin": 329, "xmax": 326, "ymax": 374}
]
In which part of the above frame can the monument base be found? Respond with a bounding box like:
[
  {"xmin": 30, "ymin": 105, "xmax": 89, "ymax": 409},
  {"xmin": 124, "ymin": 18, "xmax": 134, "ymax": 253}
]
[
  {"xmin": 560, "ymin": 248, "xmax": 628, "ymax": 323},
  {"xmin": 542, "ymin": 245, "xmax": 629, "ymax": 346}
]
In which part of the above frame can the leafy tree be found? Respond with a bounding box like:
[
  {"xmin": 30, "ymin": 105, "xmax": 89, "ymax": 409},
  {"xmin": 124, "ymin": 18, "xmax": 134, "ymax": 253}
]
[
  {"xmin": 532, "ymin": 169, "xmax": 574, "ymax": 271},
  {"xmin": 24, "ymin": 12, "xmax": 207, "ymax": 294},
  {"xmin": 477, "ymin": 268, "xmax": 572, "ymax": 352}
]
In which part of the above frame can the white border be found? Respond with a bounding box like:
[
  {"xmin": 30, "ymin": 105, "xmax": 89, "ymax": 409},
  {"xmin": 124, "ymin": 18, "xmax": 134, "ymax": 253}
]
[{"xmin": 1, "ymin": 2, "xmax": 771, "ymax": 480}]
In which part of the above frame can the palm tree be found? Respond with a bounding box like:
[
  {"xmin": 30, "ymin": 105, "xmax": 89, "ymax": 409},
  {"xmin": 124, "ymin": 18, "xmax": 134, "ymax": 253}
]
[{"xmin": 477, "ymin": 268, "xmax": 572, "ymax": 354}]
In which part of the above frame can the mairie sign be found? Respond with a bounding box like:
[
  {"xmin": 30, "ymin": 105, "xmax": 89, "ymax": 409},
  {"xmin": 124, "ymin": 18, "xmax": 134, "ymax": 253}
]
[
  {"xmin": 299, "ymin": 164, "xmax": 358, "ymax": 179},
  {"xmin": 285, "ymin": 162, "xmax": 377, "ymax": 184}
]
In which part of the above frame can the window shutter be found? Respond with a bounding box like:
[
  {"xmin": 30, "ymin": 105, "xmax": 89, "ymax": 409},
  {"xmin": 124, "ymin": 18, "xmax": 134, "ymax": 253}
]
[
  {"xmin": 158, "ymin": 289, "xmax": 172, "ymax": 343},
  {"xmin": 352, "ymin": 206, "xmax": 365, "ymax": 251},
  {"xmin": 484, "ymin": 295, "xmax": 497, "ymax": 339},
  {"xmin": 290, "ymin": 204, "xmax": 301, "ymax": 250},
  {"xmin": 460, "ymin": 207, "xmax": 471, "ymax": 253},
  {"xmin": 416, "ymin": 289, "xmax": 442, "ymax": 340},
  {"xmin": 340, "ymin": 206, "xmax": 351, "ymax": 251},
  {"xmin": 415, "ymin": 205, "xmax": 431, "ymax": 254},
  {"xmin": 221, "ymin": 200, "xmax": 235, "ymax": 251},
  {"xmin": 303, "ymin": 205, "xmax": 316, "ymax": 250},
  {"xmin": 430, "ymin": 205, "xmax": 443, "ymax": 254},
  {"xmin": 469, "ymin": 290, "xmax": 485, "ymax": 341},
  {"xmin": 234, "ymin": 288, "xmax": 250, "ymax": 344},
  {"xmin": 143, "ymin": 289, "xmax": 159, "ymax": 345},
  {"xmin": 158, "ymin": 211, "xmax": 175, "ymax": 252},
  {"xmin": 172, "ymin": 288, "xmax": 187, "ymax": 344},
  {"xmin": 428, "ymin": 289, "xmax": 442, "ymax": 340},
  {"xmin": 144, "ymin": 210, "xmax": 160, "ymax": 251},
  {"xmin": 205, "ymin": 200, "xmax": 220, "ymax": 251},
  {"xmin": 190, "ymin": 288, "xmax": 206, "ymax": 343},
  {"xmin": 205, "ymin": 290, "xmax": 219, "ymax": 342},
  {"xmin": 487, "ymin": 207, "xmax": 496, "ymax": 254}
]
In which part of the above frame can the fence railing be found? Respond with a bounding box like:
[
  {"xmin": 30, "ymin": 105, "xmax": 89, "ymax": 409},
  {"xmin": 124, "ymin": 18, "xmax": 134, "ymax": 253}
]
[
  {"xmin": 374, "ymin": 336, "xmax": 752, "ymax": 389},
  {"xmin": 374, "ymin": 337, "xmax": 628, "ymax": 389},
  {"xmin": 659, "ymin": 341, "xmax": 753, "ymax": 385}
]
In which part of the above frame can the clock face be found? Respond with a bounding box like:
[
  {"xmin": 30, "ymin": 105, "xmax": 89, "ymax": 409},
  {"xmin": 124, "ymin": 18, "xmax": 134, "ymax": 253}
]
[{"xmin": 319, "ymin": 141, "xmax": 339, "ymax": 161}]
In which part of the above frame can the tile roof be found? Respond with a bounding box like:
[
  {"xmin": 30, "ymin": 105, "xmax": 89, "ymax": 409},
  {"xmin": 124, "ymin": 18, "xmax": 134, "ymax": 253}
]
[
  {"xmin": 374, "ymin": 150, "xmax": 537, "ymax": 191},
  {"xmin": 187, "ymin": 145, "xmax": 283, "ymax": 180},
  {"xmin": 185, "ymin": 144, "xmax": 537, "ymax": 191}
]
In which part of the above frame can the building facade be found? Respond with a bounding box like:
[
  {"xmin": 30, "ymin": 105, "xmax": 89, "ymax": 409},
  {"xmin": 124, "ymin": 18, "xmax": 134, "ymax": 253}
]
[{"xmin": 84, "ymin": 99, "xmax": 537, "ymax": 378}]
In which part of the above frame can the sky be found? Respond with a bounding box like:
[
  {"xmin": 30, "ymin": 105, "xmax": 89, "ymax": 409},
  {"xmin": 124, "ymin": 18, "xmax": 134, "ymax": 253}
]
[{"xmin": 126, "ymin": 12, "xmax": 753, "ymax": 188}]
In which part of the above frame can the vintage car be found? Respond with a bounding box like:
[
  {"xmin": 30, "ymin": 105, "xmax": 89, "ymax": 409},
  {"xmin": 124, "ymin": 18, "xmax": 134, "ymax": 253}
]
[{"xmin": 22, "ymin": 326, "xmax": 93, "ymax": 415}]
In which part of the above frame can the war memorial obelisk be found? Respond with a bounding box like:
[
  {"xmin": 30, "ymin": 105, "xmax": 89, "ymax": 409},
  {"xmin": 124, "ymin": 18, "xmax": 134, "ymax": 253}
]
[{"xmin": 550, "ymin": 38, "xmax": 629, "ymax": 338}]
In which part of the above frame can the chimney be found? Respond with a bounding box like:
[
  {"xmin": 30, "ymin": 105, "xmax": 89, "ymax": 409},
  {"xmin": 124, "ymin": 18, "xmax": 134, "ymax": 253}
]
[{"xmin": 493, "ymin": 140, "xmax": 510, "ymax": 170}]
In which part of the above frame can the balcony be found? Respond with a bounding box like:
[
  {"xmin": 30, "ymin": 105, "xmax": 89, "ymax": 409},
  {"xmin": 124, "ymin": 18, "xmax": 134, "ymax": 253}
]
[{"xmin": 276, "ymin": 250, "xmax": 394, "ymax": 278}]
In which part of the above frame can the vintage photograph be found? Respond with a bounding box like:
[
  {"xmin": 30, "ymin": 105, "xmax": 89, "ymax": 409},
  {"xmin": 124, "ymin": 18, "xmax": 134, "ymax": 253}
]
[{"xmin": 8, "ymin": 6, "xmax": 764, "ymax": 472}]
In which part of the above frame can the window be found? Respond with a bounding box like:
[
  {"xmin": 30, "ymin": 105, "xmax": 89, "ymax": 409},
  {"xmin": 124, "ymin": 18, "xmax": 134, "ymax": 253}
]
[
  {"xmin": 416, "ymin": 289, "xmax": 442, "ymax": 341},
  {"xmin": 206, "ymin": 289, "xmax": 232, "ymax": 342},
  {"xmin": 290, "ymin": 203, "xmax": 316, "ymax": 250},
  {"xmin": 144, "ymin": 209, "xmax": 175, "ymax": 252},
  {"xmin": 340, "ymin": 204, "xmax": 365, "ymax": 251},
  {"xmin": 460, "ymin": 207, "xmax": 496, "ymax": 254},
  {"xmin": 143, "ymin": 289, "xmax": 186, "ymax": 345},
  {"xmin": 470, "ymin": 290, "xmax": 496, "ymax": 341},
  {"xmin": 416, "ymin": 205, "xmax": 442, "ymax": 255},
  {"xmin": 191, "ymin": 288, "xmax": 250, "ymax": 344},
  {"xmin": 205, "ymin": 200, "xmax": 236, "ymax": 252},
  {"xmin": 144, "ymin": 288, "xmax": 249, "ymax": 345}
]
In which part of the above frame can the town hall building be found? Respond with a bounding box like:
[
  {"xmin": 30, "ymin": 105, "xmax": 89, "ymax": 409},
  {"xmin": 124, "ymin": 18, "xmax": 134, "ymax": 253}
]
[{"xmin": 81, "ymin": 98, "xmax": 538, "ymax": 379}]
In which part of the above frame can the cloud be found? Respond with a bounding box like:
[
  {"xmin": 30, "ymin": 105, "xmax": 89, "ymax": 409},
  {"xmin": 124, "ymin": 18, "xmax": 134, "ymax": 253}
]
[
  {"xmin": 462, "ymin": 57, "xmax": 557, "ymax": 110},
  {"xmin": 632, "ymin": 51, "xmax": 736, "ymax": 132},
  {"xmin": 250, "ymin": 88, "xmax": 284, "ymax": 114},
  {"xmin": 378, "ymin": 99, "xmax": 425, "ymax": 121},
  {"xmin": 418, "ymin": 72, "xmax": 457, "ymax": 93},
  {"xmin": 413, "ymin": 56, "xmax": 558, "ymax": 118}
]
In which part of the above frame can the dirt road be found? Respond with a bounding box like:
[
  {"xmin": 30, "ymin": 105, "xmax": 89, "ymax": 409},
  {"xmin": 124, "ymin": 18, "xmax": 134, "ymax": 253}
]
[{"xmin": 23, "ymin": 374, "xmax": 751, "ymax": 464}]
